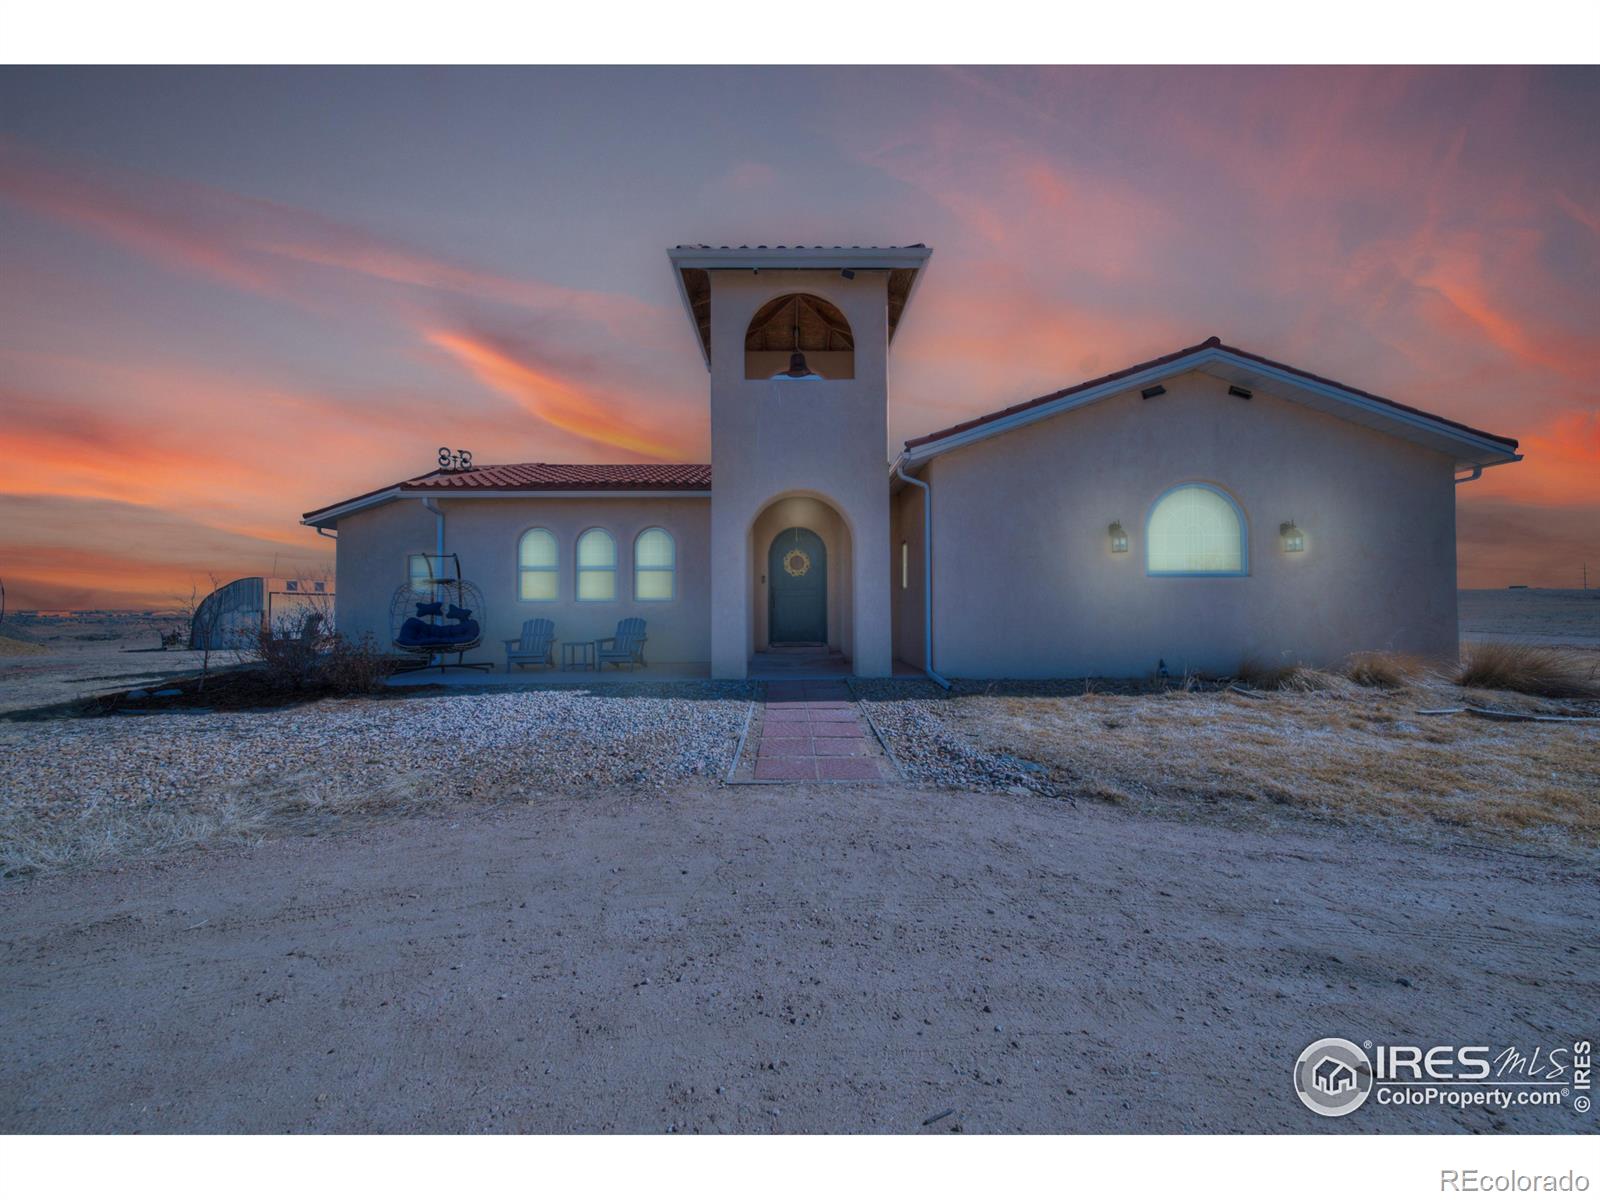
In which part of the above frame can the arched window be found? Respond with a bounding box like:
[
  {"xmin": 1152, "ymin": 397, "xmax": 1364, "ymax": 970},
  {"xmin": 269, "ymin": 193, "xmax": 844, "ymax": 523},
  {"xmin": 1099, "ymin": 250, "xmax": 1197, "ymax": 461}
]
[
  {"xmin": 634, "ymin": 527, "xmax": 675, "ymax": 602},
  {"xmin": 743, "ymin": 292, "xmax": 854, "ymax": 380},
  {"xmin": 576, "ymin": 528, "xmax": 617, "ymax": 601},
  {"xmin": 517, "ymin": 529, "xmax": 559, "ymax": 601},
  {"xmin": 1146, "ymin": 484, "xmax": 1247, "ymax": 576}
]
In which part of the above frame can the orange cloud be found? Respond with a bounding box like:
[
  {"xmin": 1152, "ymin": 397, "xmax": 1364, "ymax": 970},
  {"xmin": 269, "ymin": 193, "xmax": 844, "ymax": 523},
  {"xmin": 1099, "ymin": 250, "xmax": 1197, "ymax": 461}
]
[
  {"xmin": 424, "ymin": 329, "xmax": 695, "ymax": 461},
  {"xmin": 1472, "ymin": 409, "xmax": 1600, "ymax": 508}
]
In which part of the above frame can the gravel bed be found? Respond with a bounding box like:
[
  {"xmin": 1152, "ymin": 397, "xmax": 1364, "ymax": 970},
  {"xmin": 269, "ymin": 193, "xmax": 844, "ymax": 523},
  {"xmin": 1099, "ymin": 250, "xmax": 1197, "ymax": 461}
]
[
  {"xmin": 2, "ymin": 682, "xmax": 758, "ymax": 823},
  {"xmin": 850, "ymin": 680, "xmax": 1056, "ymax": 795}
]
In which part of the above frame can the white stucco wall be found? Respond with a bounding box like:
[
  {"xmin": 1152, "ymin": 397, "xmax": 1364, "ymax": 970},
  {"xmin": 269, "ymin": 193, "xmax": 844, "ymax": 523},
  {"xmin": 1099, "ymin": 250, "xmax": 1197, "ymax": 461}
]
[
  {"xmin": 919, "ymin": 370, "xmax": 1459, "ymax": 679},
  {"xmin": 705, "ymin": 269, "xmax": 895, "ymax": 677},
  {"xmin": 333, "ymin": 496, "xmax": 712, "ymax": 665},
  {"xmin": 890, "ymin": 482, "xmax": 927, "ymax": 669}
]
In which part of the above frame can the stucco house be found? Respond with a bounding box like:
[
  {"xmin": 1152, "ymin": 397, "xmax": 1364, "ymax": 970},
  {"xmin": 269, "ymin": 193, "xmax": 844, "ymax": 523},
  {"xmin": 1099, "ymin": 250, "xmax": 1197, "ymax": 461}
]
[{"xmin": 302, "ymin": 243, "xmax": 1521, "ymax": 680}]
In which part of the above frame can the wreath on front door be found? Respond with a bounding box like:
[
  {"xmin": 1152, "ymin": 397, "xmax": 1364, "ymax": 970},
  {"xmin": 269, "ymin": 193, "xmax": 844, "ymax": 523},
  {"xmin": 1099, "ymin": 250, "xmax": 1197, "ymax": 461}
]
[{"xmin": 782, "ymin": 548, "xmax": 811, "ymax": 578}]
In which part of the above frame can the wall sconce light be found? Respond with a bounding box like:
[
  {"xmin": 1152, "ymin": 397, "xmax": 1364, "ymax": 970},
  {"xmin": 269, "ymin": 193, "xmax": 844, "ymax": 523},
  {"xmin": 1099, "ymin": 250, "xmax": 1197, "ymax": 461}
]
[
  {"xmin": 1280, "ymin": 521, "xmax": 1305, "ymax": 553},
  {"xmin": 1109, "ymin": 521, "xmax": 1129, "ymax": 554},
  {"xmin": 839, "ymin": 268, "xmax": 856, "ymax": 280}
]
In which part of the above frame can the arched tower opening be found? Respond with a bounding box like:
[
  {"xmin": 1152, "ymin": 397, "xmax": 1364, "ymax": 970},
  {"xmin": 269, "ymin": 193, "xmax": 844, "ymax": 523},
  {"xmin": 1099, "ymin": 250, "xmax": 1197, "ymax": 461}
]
[{"xmin": 743, "ymin": 292, "xmax": 855, "ymax": 380}]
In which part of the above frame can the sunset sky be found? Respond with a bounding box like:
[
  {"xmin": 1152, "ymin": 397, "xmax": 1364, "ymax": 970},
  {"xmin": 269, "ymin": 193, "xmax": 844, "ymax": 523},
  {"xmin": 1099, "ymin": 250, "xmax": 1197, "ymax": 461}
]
[{"xmin": 1, "ymin": 65, "xmax": 1596, "ymax": 609}]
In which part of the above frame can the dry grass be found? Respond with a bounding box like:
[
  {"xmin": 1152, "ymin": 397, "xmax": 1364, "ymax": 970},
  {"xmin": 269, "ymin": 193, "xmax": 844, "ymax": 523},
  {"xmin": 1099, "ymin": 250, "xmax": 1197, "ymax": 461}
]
[
  {"xmin": 0, "ymin": 769, "xmax": 431, "ymax": 879},
  {"xmin": 1238, "ymin": 660, "xmax": 1352, "ymax": 694},
  {"xmin": 1456, "ymin": 642, "xmax": 1600, "ymax": 699},
  {"xmin": 1344, "ymin": 650, "xmax": 1432, "ymax": 689},
  {"xmin": 936, "ymin": 673, "xmax": 1600, "ymax": 845},
  {"xmin": 0, "ymin": 634, "xmax": 46, "ymax": 657}
]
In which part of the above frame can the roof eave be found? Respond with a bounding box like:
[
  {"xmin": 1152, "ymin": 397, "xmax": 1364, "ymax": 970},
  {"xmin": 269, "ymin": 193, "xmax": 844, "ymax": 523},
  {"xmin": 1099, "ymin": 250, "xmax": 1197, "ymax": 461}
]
[
  {"xmin": 302, "ymin": 485, "xmax": 714, "ymax": 529},
  {"xmin": 666, "ymin": 245, "xmax": 932, "ymax": 272}
]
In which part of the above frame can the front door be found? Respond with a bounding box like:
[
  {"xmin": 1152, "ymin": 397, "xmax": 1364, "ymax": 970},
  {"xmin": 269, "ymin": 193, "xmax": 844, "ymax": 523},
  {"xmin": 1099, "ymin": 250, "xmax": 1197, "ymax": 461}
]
[{"xmin": 768, "ymin": 527, "xmax": 827, "ymax": 644}]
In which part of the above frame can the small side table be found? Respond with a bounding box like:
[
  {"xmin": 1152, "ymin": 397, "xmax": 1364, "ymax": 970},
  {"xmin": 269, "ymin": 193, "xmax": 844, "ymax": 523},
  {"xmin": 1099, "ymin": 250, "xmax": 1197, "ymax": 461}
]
[{"xmin": 561, "ymin": 640, "xmax": 597, "ymax": 671}]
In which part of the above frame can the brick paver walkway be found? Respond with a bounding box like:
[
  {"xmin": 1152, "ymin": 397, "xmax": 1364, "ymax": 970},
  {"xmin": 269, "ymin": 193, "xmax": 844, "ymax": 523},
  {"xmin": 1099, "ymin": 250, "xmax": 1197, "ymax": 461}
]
[{"xmin": 749, "ymin": 680, "xmax": 893, "ymax": 782}]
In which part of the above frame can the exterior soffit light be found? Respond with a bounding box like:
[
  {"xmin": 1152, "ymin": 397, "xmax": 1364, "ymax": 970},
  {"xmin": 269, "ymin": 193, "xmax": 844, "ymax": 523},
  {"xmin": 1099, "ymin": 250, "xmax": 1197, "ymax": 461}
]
[
  {"xmin": 1280, "ymin": 521, "xmax": 1305, "ymax": 553},
  {"xmin": 1140, "ymin": 385, "xmax": 1166, "ymax": 399},
  {"xmin": 1109, "ymin": 521, "xmax": 1129, "ymax": 554}
]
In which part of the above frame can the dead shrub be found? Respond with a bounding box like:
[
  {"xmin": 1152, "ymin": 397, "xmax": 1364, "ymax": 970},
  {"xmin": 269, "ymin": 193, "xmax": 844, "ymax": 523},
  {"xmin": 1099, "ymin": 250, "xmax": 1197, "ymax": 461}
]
[
  {"xmin": 255, "ymin": 620, "xmax": 327, "ymax": 691},
  {"xmin": 1238, "ymin": 660, "xmax": 1350, "ymax": 693},
  {"xmin": 253, "ymin": 615, "xmax": 391, "ymax": 697},
  {"xmin": 1456, "ymin": 643, "xmax": 1600, "ymax": 699},
  {"xmin": 1344, "ymin": 651, "xmax": 1429, "ymax": 689},
  {"xmin": 322, "ymin": 633, "xmax": 392, "ymax": 695}
]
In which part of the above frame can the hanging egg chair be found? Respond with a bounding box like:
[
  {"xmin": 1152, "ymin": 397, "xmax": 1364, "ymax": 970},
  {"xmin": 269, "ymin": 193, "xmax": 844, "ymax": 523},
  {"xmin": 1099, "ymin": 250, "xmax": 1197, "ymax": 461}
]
[{"xmin": 387, "ymin": 554, "xmax": 492, "ymax": 672}]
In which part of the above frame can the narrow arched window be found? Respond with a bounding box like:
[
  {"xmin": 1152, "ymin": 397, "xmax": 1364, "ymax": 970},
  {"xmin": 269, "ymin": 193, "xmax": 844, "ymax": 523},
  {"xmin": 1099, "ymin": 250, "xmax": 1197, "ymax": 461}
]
[
  {"xmin": 517, "ymin": 529, "xmax": 559, "ymax": 601},
  {"xmin": 1146, "ymin": 484, "xmax": 1247, "ymax": 576},
  {"xmin": 576, "ymin": 528, "xmax": 617, "ymax": 601},
  {"xmin": 634, "ymin": 527, "xmax": 675, "ymax": 602}
]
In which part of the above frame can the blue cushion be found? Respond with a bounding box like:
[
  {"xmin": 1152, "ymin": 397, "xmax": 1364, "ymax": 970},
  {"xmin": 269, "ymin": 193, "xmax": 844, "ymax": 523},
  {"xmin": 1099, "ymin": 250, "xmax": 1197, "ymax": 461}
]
[
  {"xmin": 420, "ymin": 620, "xmax": 479, "ymax": 645},
  {"xmin": 446, "ymin": 605, "xmax": 472, "ymax": 621},
  {"xmin": 415, "ymin": 601, "xmax": 443, "ymax": 617},
  {"xmin": 397, "ymin": 617, "xmax": 431, "ymax": 646}
]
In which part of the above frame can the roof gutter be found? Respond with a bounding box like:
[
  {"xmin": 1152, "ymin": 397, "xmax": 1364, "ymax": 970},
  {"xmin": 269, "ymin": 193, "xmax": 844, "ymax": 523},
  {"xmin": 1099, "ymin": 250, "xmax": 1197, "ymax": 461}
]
[{"xmin": 894, "ymin": 466, "xmax": 951, "ymax": 691}]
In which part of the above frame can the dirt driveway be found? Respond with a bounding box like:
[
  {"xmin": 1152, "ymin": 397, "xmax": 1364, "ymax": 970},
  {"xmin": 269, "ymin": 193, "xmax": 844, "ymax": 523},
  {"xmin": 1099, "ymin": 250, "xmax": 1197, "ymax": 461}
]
[{"xmin": 2, "ymin": 785, "xmax": 1594, "ymax": 1133}]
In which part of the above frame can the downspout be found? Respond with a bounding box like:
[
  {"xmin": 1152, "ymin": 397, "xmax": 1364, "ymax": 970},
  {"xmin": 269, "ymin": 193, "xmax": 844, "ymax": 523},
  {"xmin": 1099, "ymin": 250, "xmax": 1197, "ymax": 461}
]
[
  {"xmin": 895, "ymin": 466, "xmax": 952, "ymax": 691},
  {"xmin": 421, "ymin": 497, "xmax": 445, "ymax": 556},
  {"xmin": 419, "ymin": 497, "xmax": 447, "ymax": 668},
  {"xmin": 316, "ymin": 526, "xmax": 337, "ymax": 540},
  {"xmin": 1454, "ymin": 465, "xmax": 1484, "ymax": 485}
]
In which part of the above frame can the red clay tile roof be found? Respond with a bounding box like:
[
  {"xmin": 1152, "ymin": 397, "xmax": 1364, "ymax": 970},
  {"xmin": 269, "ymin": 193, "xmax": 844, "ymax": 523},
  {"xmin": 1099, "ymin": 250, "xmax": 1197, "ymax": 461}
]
[
  {"xmin": 302, "ymin": 463, "xmax": 711, "ymax": 522},
  {"xmin": 407, "ymin": 462, "xmax": 711, "ymax": 491},
  {"xmin": 903, "ymin": 337, "xmax": 1520, "ymax": 453}
]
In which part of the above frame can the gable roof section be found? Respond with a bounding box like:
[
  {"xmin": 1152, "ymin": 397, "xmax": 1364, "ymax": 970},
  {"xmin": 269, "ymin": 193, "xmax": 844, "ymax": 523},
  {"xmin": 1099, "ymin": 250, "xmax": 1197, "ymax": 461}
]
[
  {"xmin": 302, "ymin": 463, "xmax": 712, "ymax": 528},
  {"xmin": 899, "ymin": 337, "xmax": 1520, "ymax": 472}
]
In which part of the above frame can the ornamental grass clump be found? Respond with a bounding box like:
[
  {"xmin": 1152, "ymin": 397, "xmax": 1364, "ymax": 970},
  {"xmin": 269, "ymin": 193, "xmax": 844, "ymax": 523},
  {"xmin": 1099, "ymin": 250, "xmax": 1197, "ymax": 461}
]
[{"xmin": 1456, "ymin": 643, "xmax": 1600, "ymax": 700}]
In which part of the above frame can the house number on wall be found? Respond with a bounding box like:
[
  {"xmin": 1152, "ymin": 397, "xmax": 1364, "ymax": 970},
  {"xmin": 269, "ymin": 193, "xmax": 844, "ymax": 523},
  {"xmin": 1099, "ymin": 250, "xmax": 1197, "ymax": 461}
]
[{"xmin": 438, "ymin": 447, "xmax": 474, "ymax": 470}]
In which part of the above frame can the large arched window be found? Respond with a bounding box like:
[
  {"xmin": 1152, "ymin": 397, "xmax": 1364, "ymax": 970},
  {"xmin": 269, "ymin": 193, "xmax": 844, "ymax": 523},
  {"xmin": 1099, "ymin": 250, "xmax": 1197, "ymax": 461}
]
[
  {"xmin": 634, "ymin": 527, "xmax": 675, "ymax": 602},
  {"xmin": 744, "ymin": 292, "xmax": 854, "ymax": 380},
  {"xmin": 1146, "ymin": 484, "xmax": 1247, "ymax": 576},
  {"xmin": 576, "ymin": 528, "xmax": 617, "ymax": 601},
  {"xmin": 517, "ymin": 528, "xmax": 559, "ymax": 601}
]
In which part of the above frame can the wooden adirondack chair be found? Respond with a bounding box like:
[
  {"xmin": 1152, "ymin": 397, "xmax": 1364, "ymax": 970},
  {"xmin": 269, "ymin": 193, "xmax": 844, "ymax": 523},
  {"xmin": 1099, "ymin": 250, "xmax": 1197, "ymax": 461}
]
[
  {"xmin": 594, "ymin": 618, "xmax": 647, "ymax": 670},
  {"xmin": 504, "ymin": 618, "xmax": 555, "ymax": 671}
]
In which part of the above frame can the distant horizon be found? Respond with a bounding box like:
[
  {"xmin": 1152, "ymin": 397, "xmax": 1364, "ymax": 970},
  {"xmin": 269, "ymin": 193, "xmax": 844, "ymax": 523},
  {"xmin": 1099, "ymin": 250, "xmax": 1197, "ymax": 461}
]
[{"xmin": 2, "ymin": 66, "xmax": 1596, "ymax": 608}]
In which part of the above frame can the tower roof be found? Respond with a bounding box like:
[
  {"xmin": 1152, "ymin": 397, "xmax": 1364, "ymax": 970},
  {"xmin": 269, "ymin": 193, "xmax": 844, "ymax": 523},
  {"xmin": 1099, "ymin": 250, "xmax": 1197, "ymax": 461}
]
[{"xmin": 666, "ymin": 244, "xmax": 931, "ymax": 367}]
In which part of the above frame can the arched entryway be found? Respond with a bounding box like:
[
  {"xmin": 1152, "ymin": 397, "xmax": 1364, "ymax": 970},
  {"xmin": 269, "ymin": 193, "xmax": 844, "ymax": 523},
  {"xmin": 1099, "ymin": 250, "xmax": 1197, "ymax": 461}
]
[
  {"xmin": 748, "ymin": 492, "xmax": 853, "ymax": 675},
  {"xmin": 768, "ymin": 527, "xmax": 827, "ymax": 644}
]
